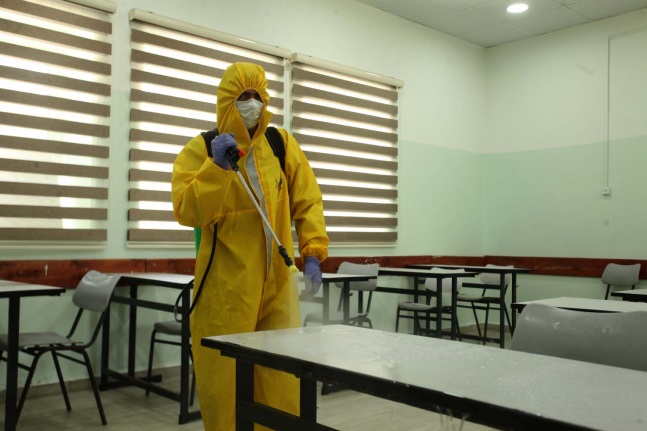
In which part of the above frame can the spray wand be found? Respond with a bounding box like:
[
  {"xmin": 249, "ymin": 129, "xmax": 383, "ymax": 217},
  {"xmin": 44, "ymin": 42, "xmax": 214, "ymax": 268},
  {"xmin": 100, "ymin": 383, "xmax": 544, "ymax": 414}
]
[{"xmin": 225, "ymin": 146, "xmax": 298, "ymax": 274}]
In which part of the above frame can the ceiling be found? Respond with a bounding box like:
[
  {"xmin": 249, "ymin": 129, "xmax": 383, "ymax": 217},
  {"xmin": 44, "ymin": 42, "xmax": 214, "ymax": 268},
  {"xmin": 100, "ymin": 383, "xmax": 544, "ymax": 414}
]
[{"xmin": 354, "ymin": 0, "xmax": 647, "ymax": 47}]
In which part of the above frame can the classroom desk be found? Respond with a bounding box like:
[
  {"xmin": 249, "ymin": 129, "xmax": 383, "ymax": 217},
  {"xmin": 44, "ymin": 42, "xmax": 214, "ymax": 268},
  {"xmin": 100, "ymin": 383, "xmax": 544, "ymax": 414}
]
[
  {"xmin": 407, "ymin": 264, "xmax": 532, "ymax": 346},
  {"xmin": 299, "ymin": 273, "xmax": 378, "ymax": 324},
  {"xmin": 99, "ymin": 273, "xmax": 199, "ymax": 424},
  {"xmin": 512, "ymin": 296, "xmax": 647, "ymax": 313},
  {"xmin": 611, "ymin": 288, "xmax": 647, "ymax": 302},
  {"xmin": 202, "ymin": 324, "xmax": 647, "ymax": 431},
  {"xmin": 376, "ymin": 267, "xmax": 477, "ymax": 340},
  {"xmin": 1, "ymin": 281, "xmax": 64, "ymax": 431}
]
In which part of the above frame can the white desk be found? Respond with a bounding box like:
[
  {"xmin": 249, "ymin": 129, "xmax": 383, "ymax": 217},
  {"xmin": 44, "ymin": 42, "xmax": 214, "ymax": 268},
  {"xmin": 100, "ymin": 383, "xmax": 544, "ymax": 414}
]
[
  {"xmin": 202, "ymin": 324, "xmax": 647, "ymax": 431},
  {"xmin": 100, "ymin": 272, "xmax": 198, "ymax": 424},
  {"xmin": 611, "ymin": 288, "xmax": 647, "ymax": 302},
  {"xmin": 1, "ymin": 282, "xmax": 64, "ymax": 431},
  {"xmin": 513, "ymin": 296, "xmax": 647, "ymax": 313}
]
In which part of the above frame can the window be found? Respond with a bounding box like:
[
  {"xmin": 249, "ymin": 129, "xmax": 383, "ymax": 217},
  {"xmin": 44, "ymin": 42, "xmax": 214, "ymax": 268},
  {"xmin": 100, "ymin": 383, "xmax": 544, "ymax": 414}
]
[
  {"xmin": 127, "ymin": 11, "xmax": 402, "ymax": 247},
  {"xmin": 0, "ymin": 0, "xmax": 114, "ymax": 246},
  {"xmin": 127, "ymin": 11, "xmax": 288, "ymax": 244},
  {"xmin": 290, "ymin": 59, "xmax": 400, "ymax": 245}
]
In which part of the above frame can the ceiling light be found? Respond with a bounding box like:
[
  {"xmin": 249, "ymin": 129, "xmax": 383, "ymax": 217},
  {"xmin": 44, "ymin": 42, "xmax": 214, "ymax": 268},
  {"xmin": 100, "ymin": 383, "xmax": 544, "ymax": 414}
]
[{"xmin": 507, "ymin": 3, "xmax": 529, "ymax": 13}]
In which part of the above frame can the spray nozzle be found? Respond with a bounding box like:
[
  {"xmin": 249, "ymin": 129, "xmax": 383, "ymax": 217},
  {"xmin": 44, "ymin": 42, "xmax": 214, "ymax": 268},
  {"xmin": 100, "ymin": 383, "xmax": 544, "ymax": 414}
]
[{"xmin": 225, "ymin": 147, "xmax": 245, "ymax": 171}]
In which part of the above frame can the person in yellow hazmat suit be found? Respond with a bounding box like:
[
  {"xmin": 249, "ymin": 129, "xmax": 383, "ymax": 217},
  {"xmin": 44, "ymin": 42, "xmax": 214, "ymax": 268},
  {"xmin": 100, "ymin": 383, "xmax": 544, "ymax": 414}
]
[{"xmin": 171, "ymin": 62, "xmax": 328, "ymax": 430}]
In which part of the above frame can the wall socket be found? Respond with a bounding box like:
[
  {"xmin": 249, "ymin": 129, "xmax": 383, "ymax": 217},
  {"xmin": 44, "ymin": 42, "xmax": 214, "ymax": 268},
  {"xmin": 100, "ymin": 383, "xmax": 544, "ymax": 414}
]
[{"xmin": 602, "ymin": 187, "xmax": 612, "ymax": 196}]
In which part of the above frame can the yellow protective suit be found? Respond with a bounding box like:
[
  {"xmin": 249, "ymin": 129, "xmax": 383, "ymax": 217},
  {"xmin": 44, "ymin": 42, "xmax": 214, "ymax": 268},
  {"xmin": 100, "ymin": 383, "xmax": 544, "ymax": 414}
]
[{"xmin": 171, "ymin": 62, "xmax": 328, "ymax": 431}]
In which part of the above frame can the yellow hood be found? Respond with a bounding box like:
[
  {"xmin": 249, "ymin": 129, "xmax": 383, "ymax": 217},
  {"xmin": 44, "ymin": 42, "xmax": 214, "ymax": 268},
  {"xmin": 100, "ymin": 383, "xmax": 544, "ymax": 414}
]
[{"xmin": 216, "ymin": 62, "xmax": 271, "ymax": 144}]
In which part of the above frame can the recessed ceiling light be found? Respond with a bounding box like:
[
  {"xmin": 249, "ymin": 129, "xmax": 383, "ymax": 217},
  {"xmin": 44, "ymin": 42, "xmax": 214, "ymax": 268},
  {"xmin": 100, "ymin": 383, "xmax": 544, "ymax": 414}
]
[{"xmin": 507, "ymin": 3, "xmax": 529, "ymax": 13}]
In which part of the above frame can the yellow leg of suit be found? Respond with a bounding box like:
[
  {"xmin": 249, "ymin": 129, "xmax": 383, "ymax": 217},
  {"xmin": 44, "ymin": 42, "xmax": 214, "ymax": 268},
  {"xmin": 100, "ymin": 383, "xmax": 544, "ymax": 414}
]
[{"xmin": 192, "ymin": 274, "xmax": 301, "ymax": 431}]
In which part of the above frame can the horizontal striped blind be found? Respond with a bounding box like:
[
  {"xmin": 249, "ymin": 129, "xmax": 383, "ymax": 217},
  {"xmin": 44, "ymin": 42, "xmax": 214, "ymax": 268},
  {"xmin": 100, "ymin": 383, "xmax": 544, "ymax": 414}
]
[
  {"xmin": 290, "ymin": 62, "xmax": 399, "ymax": 245},
  {"xmin": 128, "ymin": 17, "xmax": 286, "ymax": 243},
  {"xmin": 0, "ymin": 0, "xmax": 113, "ymax": 246}
]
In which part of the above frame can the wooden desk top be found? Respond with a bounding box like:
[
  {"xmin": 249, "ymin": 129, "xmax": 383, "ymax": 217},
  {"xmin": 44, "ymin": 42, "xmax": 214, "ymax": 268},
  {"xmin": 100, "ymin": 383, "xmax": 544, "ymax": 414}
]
[{"xmin": 203, "ymin": 325, "xmax": 647, "ymax": 431}]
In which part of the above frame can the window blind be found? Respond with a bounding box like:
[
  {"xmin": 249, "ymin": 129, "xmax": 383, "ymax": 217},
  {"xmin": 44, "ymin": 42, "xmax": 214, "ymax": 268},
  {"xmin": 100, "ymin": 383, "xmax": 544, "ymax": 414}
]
[
  {"xmin": 0, "ymin": 0, "xmax": 114, "ymax": 246},
  {"xmin": 290, "ymin": 61, "xmax": 400, "ymax": 245},
  {"xmin": 128, "ymin": 13, "xmax": 287, "ymax": 244}
]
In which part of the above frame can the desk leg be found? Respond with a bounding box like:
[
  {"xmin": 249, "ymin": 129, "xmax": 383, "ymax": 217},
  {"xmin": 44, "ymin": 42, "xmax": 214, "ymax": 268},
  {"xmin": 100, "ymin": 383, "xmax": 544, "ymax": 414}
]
[
  {"xmin": 100, "ymin": 303, "xmax": 111, "ymax": 390},
  {"xmin": 451, "ymin": 278, "xmax": 457, "ymax": 340},
  {"xmin": 435, "ymin": 278, "xmax": 442, "ymax": 338},
  {"xmin": 511, "ymin": 274, "xmax": 517, "ymax": 334},
  {"xmin": 300, "ymin": 377, "xmax": 317, "ymax": 423},
  {"xmin": 236, "ymin": 360, "xmax": 254, "ymax": 431},
  {"xmin": 5, "ymin": 297, "xmax": 20, "ymax": 431},
  {"xmin": 499, "ymin": 275, "xmax": 505, "ymax": 349},
  {"xmin": 322, "ymin": 282, "xmax": 330, "ymax": 325},
  {"xmin": 128, "ymin": 284, "xmax": 138, "ymax": 376},
  {"xmin": 178, "ymin": 284, "xmax": 191, "ymax": 424},
  {"xmin": 342, "ymin": 282, "xmax": 350, "ymax": 324}
]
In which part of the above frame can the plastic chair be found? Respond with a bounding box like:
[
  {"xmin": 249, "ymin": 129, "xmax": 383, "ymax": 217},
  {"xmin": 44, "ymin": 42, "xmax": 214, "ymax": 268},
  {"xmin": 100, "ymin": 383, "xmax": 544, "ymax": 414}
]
[
  {"xmin": 0, "ymin": 270, "xmax": 119, "ymax": 425},
  {"xmin": 303, "ymin": 262, "xmax": 379, "ymax": 328},
  {"xmin": 457, "ymin": 264, "xmax": 513, "ymax": 344},
  {"xmin": 602, "ymin": 263, "xmax": 641, "ymax": 300},
  {"xmin": 395, "ymin": 268, "xmax": 465, "ymax": 337},
  {"xmin": 145, "ymin": 320, "xmax": 196, "ymax": 406},
  {"xmin": 511, "ymin": 303, "xmax": 647, "ymax": 371}
]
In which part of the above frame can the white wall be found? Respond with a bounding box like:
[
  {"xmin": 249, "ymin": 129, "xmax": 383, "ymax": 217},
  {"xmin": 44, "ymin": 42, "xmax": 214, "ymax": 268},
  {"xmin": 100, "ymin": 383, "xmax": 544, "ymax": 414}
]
[{"xmin": 484, "ymin": 9, "xmax": 647, "ymax": 260}]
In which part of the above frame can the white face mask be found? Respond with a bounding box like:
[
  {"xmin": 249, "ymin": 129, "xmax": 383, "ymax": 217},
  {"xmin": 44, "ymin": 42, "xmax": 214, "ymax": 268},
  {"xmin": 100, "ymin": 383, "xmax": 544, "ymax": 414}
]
[{"xmin": 235, "ymin": 98, "xmax": 264, "ymax": 129}]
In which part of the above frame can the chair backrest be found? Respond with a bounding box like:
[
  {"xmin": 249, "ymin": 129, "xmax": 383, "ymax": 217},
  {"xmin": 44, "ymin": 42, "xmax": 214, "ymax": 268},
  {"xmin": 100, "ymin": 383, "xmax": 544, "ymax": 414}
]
[
  {"xmin": 601, "ymin": 263, "xmax": 641, "ymax": 287},
  {"xmin": 479, "ymin": 264, "xmax": 513, "ymax": 287},
  {"xmin": 511, "ymin": 303, "xmax": 647, "ymax": 372},
  {"xmin": 73, "ymin": 270, "xmax": 120, "ymax": 313},
  {"xmin": 335, "ymin": 262, "xmax": 379, "ymax": 291},
  {"xmin": 424, "ymin": 268, "xmax": 465, "ymax": 292}
]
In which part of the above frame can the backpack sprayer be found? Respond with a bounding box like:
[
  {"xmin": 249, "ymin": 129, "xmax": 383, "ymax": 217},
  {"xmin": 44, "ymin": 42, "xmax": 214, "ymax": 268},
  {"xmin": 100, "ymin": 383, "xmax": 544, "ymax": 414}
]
[{"xmin": 225, "ymin": 146, "xmax": 298, "ymax": 274}]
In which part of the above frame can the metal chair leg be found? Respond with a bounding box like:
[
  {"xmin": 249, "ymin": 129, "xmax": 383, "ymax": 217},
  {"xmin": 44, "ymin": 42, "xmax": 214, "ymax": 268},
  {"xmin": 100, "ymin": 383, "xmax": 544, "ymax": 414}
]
[
  {"xmin": 81, "ymin": 349, "xmax": 107, "ymax": 425},
  {"xmin": 51, "ymin": 351, "xmax": 71, "ymax": 411},
  {"xmin": 146, "ymin": 329, "xmax": 157, "ymax": 396}
]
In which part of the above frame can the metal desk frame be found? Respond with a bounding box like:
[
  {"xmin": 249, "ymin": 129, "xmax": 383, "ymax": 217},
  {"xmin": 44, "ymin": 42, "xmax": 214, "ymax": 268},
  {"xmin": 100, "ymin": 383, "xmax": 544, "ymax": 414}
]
[
  {"xmin": 99, "ymin": 273, "xmax": 200, "ymax": 424},
  {"xmin": 202, "ymin": 325, "xmax": 647, "ymax": 431},
  {"xmin": 377, "ymin": 267, "xmax": 477, "ymax": 340},
  {"xmin": 1, "ymin": 281, "xmax": 64, "ymax": 431},
  {"xmin": 407, "ymin": 264, "xmax": 532, "ymax": 347}
]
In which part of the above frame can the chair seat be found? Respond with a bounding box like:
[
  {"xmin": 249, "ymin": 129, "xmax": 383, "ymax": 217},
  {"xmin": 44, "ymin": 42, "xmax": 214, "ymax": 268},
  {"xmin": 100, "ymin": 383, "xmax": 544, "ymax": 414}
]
[
  {"xmin": 0, "ymin": 332, "xmax": 78, "ymax": 350},
  {"xmin": 154, "ymin": 320, "xmax": 185, "ymax": 336}
]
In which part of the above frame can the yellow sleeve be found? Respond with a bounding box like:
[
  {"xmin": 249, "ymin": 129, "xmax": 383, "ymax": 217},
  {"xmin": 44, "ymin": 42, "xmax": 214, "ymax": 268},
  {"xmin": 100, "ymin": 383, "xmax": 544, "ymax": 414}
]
[{"xmin": 281, "ymin": 130, "xmax": 329, "ymax": 262}]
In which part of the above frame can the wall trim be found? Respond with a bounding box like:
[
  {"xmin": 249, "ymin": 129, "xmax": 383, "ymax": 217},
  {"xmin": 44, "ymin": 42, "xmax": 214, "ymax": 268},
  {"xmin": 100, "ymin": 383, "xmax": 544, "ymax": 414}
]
[{"xmin": 1, "ymin": 256, "xmax": 645, "ymax": 288}]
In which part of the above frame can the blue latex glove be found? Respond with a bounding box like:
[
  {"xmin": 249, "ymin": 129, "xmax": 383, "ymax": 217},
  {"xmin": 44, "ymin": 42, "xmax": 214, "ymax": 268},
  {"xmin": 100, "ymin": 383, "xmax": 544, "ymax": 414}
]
[
  {"xmin": 211, "ymin": 133, "xmax": 237, "ymax": 170},
  {"xmin": 303, "ymin": 256, "xmax": 322, "ymax": 295}
]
